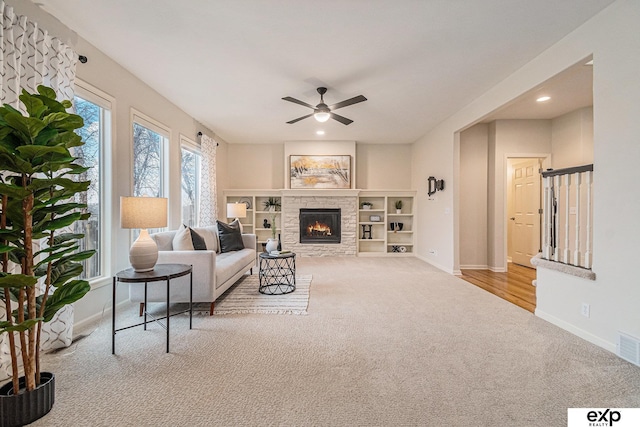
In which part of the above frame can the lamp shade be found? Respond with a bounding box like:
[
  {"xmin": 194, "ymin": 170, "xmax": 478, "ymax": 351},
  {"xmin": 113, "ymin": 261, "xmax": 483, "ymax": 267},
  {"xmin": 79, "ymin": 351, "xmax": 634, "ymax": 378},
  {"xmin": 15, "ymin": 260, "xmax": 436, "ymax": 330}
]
[
  {"xmin": 120, "ymin": 197, "xmax": 168, "ymax": 229},
  {"xmin": 227, "ymin": 202, "xmax": 247, "ymax": 219}
]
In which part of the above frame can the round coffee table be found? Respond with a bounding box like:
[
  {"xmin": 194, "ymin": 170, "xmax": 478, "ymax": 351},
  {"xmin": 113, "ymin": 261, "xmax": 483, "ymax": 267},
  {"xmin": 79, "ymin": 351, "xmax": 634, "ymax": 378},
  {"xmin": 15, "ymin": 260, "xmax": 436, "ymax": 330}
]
[{"xmin": 258, "ymin": 252, "xmax": 296, "ymax": 295}]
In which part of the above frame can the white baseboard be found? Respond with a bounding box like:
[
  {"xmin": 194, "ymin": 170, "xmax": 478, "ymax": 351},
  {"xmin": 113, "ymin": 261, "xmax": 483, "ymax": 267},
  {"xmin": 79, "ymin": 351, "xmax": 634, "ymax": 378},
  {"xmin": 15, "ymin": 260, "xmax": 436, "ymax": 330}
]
[
  {"xmin": 415, "ymin": 254, "xmax": 455, "ymax": 275},
  {"xmin": 459, "ymin": 264, "xmax": 489, "ymax": 270},
  {"xmin": 489, "ymin": 266, "xmax": 507, "ymax": 273},
  {"xmin": 73, "ymin": 299, "xmax": 128, "ymax": 335},
  {"xmin": 535, "ymin": 309, "xmax": 616, "ymax": 354}
]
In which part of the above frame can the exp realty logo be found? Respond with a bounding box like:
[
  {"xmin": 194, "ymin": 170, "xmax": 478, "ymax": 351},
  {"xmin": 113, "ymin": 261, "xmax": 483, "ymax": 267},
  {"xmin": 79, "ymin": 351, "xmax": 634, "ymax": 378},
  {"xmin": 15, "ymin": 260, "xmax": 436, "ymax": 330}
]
[{"xmin": 568, "ymin": 408, "xmax": 640, "ymax": 427}]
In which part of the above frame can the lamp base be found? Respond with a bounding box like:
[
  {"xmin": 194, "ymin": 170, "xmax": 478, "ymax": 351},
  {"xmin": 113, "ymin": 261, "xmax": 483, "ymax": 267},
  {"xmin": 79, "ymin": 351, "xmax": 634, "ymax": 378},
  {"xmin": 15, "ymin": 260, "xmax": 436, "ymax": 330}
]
[{"xmin": 129, "ymin": 229, "xmax": 158, "ymax": 272}]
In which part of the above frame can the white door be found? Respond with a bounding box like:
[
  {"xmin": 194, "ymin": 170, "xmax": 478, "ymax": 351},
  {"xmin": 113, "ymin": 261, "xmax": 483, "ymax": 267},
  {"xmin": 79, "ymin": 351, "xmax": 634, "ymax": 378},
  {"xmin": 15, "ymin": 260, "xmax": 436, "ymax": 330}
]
[{"xmin": 511, "ymin": 159, "xmax": 541, "ymax": 267}]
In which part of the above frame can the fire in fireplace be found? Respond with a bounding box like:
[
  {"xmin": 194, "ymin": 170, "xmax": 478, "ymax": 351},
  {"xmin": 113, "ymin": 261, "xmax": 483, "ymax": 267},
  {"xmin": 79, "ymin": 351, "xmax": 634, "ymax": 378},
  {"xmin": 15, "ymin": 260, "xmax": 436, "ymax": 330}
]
[{"xmin": 299, "ymin": 208, "xmax": 341, "ymax": 244}]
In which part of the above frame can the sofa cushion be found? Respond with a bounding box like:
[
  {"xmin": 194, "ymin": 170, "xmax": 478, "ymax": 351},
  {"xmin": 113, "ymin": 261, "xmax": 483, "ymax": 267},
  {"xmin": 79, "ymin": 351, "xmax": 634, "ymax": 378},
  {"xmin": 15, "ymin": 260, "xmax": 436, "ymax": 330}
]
[
  {"xmin": 192, "ymin": 226, "xmax": 218, "ymax": 252},
  {"xmin": 215, "ymin": 248, "xmax": 255, "ymax": 288},
  {"xmin": 173, "ymin": 225, "xmax": 207, "ymax": 251},
  {"xmin": 151, "ymin": 230, "xmax": 176, "ymax": 251},
  {"xmin": 217, "ymin": 219, "xmax": 244, "ymax": 253}
]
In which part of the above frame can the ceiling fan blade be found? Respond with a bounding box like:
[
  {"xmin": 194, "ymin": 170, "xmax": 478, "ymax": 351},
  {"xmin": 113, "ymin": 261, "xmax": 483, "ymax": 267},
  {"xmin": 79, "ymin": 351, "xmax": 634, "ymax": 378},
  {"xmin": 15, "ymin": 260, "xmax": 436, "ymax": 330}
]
[
  {"xmin": 286, "ymin": 113, "xmax": 314, "ymax": 124},
  {"xmin": 282, "ymin": 96, "xmax": 316, "ymax": 109},
  {"xmin": 328, "ymin": 95, "xmax": 367, "ymax": 111},
  {"xmin": 330, "ymin": 112, "xmax": 353, "ymax": 125}
]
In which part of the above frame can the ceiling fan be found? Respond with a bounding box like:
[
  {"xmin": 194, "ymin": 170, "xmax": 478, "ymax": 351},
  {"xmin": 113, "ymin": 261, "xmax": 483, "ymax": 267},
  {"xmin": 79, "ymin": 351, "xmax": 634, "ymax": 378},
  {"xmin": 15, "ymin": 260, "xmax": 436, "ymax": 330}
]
[{"xmin": 282, "ymin": 87, "xmax": 367, "ymax": 125}]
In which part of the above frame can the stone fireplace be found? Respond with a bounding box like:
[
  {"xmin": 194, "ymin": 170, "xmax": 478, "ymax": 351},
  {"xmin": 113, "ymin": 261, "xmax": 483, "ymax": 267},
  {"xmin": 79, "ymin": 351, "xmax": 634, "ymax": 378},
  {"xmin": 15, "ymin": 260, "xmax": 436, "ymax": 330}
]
[
  {"xmin": 299, "ymin": 208, "xmax": 341, "ymax": 244},
  {"xmin": 282, "ymin": 190, "xmax": 357, "ymax": 256}
]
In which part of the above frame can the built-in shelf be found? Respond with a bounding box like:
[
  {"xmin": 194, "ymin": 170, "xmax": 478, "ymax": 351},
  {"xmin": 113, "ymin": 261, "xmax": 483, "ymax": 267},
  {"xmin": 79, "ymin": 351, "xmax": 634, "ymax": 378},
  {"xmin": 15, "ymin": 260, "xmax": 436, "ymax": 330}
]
[{"xmin": 357, "ymin": 191, "xmax": 416, "ymax": 256}]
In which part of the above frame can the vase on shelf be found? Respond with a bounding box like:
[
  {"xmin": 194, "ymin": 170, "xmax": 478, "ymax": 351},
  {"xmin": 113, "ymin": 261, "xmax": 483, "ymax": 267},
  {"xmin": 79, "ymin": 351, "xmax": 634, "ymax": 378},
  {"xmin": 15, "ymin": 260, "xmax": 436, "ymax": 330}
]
[{"xmin": 265, "ymin": 238, "xmax": 278, "ymax": 253}]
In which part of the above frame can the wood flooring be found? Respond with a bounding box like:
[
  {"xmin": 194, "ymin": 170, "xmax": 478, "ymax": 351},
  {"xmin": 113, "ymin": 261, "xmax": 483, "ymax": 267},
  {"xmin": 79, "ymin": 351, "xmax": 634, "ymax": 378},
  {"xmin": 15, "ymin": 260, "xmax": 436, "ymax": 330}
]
[{"xmin": 460, "ymin": 263, "xmax": 537, "ymax": 313}]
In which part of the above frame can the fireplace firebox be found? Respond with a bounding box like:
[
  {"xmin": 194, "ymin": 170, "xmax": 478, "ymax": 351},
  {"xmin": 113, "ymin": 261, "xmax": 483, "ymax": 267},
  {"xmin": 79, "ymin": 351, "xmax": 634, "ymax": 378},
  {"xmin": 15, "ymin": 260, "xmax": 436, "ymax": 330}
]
[{"xmin": 299, "ymin": 208, "xmax": 341, "ymax": 244}]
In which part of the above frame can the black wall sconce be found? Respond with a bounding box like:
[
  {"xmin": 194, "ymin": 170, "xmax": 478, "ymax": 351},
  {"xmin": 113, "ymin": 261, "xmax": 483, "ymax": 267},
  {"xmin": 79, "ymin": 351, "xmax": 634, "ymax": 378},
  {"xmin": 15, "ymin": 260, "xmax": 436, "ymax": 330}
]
[{"xmin": 427, "ymin": 176, "xmax": 445, "ymax": 196}]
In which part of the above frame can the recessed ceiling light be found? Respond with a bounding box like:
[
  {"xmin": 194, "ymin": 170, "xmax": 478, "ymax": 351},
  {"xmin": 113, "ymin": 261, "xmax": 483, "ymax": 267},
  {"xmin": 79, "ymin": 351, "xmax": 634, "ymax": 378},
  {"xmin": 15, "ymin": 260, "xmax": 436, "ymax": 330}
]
[
  {"xmin": 316, "ymin": 130, "xmax": 325, "ymax": 135},
  {"xmin": 536, "ymin": 96, "xmax": 551, "ymax": 102}
]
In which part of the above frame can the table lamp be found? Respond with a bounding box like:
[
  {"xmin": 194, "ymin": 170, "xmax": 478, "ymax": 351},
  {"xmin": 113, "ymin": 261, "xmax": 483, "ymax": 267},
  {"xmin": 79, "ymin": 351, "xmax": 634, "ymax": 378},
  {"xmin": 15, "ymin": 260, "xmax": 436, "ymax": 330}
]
[
  {"xmin": 120, "ymin": 196, "xmax": 168, "ymax": 272},
  {"xmin": 226, "ymin": 202, "xmax": 247, "ymax": 232}
]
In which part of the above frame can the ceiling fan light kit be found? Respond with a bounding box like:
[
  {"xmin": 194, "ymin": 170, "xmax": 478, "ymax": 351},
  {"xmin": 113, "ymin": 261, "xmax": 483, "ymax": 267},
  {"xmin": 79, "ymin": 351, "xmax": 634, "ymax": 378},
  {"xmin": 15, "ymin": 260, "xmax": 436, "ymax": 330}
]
[{"xmin": 283, "ymin": 87, "xmax": 367, "ymax": 125}]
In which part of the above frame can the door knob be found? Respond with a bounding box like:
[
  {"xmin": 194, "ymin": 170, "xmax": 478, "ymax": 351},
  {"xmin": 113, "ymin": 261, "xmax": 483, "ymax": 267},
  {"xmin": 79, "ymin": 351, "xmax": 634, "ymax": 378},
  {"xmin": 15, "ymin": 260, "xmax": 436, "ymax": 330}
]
[{"xmin": 510, "ymin": 217, "xmax": 515, "ymax": 220}]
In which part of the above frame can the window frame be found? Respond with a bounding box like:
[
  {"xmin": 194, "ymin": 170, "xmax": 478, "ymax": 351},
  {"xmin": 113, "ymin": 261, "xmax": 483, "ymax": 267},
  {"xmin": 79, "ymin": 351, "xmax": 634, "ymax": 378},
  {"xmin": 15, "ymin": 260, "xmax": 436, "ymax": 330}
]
[
  {"xmin": 180, "ymin": 135, "xmax": 201, "ymax": 227},
  {"xmin": 73, "ymin": 79, "xmax": 115, "ymax": 289},
  {"xmin": 130, "ymin": 109, "xmax": 171, "ymax": 237}
]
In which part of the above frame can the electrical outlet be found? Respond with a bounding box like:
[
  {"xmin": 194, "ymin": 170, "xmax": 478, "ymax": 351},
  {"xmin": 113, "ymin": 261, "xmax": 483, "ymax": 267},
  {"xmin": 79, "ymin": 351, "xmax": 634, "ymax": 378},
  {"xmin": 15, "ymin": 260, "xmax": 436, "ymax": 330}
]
[
  {"xmin": 581, "ymin": 303, "xmax": 590, "ymax": 318},
  {"xmin": 428, "ymin": 249, "xmax": 438, "ymax": 256}
]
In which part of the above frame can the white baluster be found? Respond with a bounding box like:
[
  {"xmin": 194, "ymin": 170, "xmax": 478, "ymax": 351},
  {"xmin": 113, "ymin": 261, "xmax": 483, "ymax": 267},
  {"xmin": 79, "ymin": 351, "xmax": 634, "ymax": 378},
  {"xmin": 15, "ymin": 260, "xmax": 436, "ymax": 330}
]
[
  {"xmin": 563, "ymin": 174, "xmax": 571, "ymax": 263},
  {"xmin": 553, "ymin": 175, "xmax": 560, "ymax": 262},
  {"xmin": 542, "ymin": 176, "xmax": 551, "ymax": 259},
  {"xmin": 573, "ymin": 172, "xmax": 581, "ymax": 266},
  {"xmin": 584, "ymin": 170, "xmax": 593, "ymax": 269}
]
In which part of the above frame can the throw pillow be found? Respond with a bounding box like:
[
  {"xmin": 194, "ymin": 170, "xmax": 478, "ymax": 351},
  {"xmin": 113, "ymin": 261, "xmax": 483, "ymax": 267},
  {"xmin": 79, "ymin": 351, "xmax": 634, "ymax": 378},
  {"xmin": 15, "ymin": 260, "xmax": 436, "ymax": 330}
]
[
  {"xmin": 189, "ymin": 227, "xmax": 207, "ymax": 250},
  {"xmin": 173, "ymin": 224, "xmax": 208, "ymax": 251},
  {"xmin": 217, "ymin": 219, "xmax": 244, "ymax": 253}
]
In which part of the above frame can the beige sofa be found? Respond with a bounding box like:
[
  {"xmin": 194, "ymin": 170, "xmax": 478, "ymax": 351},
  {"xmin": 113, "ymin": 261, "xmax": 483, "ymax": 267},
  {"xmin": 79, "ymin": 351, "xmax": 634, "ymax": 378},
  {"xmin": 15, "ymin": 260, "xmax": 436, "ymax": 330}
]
[{"xmin": 128, "ymin": 226, "xmax": 256, "ymax": 315}]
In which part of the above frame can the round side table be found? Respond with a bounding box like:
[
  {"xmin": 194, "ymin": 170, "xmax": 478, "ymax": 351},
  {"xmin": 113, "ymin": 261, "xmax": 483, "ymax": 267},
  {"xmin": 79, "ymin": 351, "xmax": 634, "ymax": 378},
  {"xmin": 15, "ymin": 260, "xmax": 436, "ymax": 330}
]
[{"xmin": 258, "ymin": 252, "xmax": 296, "ymax": 295}]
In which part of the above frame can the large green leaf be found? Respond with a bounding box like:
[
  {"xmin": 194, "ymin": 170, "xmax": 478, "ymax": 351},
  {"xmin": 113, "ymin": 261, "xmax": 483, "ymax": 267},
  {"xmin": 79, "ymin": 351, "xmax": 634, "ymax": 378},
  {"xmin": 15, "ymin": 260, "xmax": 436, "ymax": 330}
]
[
  {"xmin": 52, "ymin": 233, "xmax": 85, "ymax": 245},
  {"xmin": 43, "ymin": 279, "xmax": 90, "ymax": 321},
  {"xmin": 4, "ymin": 113, "xmax": 47, "ymax": 139},
  {"xmin": 46, "ymin": 113, "xmax": 84, "ymax": 131},
  {"xmin": 0, "ymin": 318, "xmax": 42, "ymax": 334},
  {"xmin": 34, "ymin": 245, "xmax": 77, "ymax": 267},
  {"xmin": 19, "ymin": 93, "xmax": 46, "ymax": 119},
  {"xmin": 66, "ymin": 249, "xmax": 95, "ymax": 262},
  {"xmin": 48, "ymin": 261, "xmax": 83, "ymax": 287},
  {"xmin": 33, "ymin": 202, "xmax": 86, "ymax": 216},
  {"xmin": 16, "ymin": 145, "xmax": 68, "ymax": 160},
  {"xmin": 29, "ymin": 177, "xmax": 90, "ymax": 193},
  {"xmin": 0, "ymin": 274, "xmax": 38, "ymax": 289},
  {"xmin": 0, "ymin": 244, "xmax": 16, "ymax": 254},
  {"xmin": 40, "ymin": 212, "xmax": 84, "ymax": 232},
  {"xmin": 34, "ymin": 241, "xmax": 77, "ymax": 257},
  {"xmin": 0, "ymin": 182, "xmax": 29, "ymax": 199},
  {"xmin": 35, "ymin": 85, "xmax": 56, "ymax": 99}
]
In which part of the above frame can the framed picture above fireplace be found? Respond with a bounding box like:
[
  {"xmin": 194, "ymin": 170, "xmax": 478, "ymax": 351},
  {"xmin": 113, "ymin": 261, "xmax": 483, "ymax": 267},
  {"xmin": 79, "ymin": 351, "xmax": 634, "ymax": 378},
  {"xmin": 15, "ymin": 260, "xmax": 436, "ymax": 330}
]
[{"xmin": 290, "ymin": 155, "xmax": 351, "ymax": 189}]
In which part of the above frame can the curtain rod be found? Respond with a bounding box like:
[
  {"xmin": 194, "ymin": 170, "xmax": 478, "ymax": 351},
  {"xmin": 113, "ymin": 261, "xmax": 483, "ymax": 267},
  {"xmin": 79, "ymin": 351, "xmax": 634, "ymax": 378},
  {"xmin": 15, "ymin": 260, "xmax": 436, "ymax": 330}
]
[{"xmin": 198, "ymin": 132, "xmax": 219, "ymax": 146}]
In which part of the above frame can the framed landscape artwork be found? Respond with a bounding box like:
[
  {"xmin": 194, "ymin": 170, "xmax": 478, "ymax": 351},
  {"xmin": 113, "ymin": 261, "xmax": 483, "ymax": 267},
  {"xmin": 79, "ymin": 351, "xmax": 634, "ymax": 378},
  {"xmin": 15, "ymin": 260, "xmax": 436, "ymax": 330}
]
[{"xmin": 290, "ymin": 155, "xmax": 351, "ymax": 189}]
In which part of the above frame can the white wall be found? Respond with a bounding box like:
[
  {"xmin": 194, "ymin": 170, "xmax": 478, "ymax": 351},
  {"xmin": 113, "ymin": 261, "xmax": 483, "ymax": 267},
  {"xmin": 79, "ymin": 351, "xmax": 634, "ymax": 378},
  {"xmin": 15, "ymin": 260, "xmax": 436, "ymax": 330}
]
[
  {"xmin": 459, "ymin": 124, "xmax": 489, "ymax": 268},
  {"xmin": 412, "ymin": 0, "xmax": 640, "ymax": 354},
  {"xmin": 356, "ymin": 144, "xmax": 412, "ymax": 189},
  {"xmin": 551, "ymin": 107, "xmax": 594, "ymax": 168},
  {"xmin": 225, "ymin": 143, "xmax": 285, "ymax": 189},
  {"xmin": 224, "ymin": 141, "xmax": 412, "ymax": 191},
  {"xmin": 488, "ymin": 120, "xmax": 551, "ymax": 270},
  {"xmin": 7, "ymin": 0, "xmax": 217, "ymax": 327}
]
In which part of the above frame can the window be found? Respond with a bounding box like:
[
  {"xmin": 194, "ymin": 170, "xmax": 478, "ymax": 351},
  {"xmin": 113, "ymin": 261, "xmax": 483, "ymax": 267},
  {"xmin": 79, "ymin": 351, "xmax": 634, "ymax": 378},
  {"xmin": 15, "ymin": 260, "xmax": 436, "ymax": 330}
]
[
  {"xmin": 73, "ymin": 81, "xmax": 113, "ymax": 282},
  {"xmin": 181, "ymin": 136, "xmax": 201, "ymax": 227},
  {"xmin": 131, "ymin": 110, "xmax": 169, "ymax": 234}
]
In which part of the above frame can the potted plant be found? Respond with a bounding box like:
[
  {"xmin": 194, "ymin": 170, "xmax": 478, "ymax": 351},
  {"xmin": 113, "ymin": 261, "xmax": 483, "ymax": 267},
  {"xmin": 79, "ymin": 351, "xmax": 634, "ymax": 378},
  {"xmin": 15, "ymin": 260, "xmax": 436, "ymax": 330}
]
[
  {"xmin": 0, "ymin": 86, "xmax": 94, "ymax": 426},
  {"xmin": 263, "ymin": 197, "xmax": 280, "ymax": 212},
  {"xmin": 361, "ymin": 201, "xmax": 373, "ymax": 210},
  {"xmin": 395, "ymin": 200, "xmax": 403, "ymax": 214}
]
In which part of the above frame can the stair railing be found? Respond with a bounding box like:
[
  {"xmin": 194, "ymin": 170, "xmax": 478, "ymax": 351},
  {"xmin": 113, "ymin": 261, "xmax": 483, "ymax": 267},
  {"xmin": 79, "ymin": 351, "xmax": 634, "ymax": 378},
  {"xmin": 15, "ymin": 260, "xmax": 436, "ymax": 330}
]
[{"xmin": 541, "ymin": 164, "xmax": 594, "ymax": 269}]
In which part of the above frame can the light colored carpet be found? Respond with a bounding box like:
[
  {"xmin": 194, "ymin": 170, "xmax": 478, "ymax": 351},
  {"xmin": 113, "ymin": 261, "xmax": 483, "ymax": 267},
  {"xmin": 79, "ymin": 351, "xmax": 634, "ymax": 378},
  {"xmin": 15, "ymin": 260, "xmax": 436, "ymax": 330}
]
[
  {"xmin": 31, "ymin": 257, "xmax": 640, "ymax": 426},
  {"xmin": 212, "ymin": 274, "xmax": 311, "ymax": 315}
]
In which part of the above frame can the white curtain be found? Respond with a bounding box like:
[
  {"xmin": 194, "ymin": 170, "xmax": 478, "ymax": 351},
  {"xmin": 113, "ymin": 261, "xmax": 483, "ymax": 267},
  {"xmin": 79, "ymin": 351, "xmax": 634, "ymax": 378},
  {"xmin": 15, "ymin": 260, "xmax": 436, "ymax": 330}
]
[
  {"xmin": 0, "ymin": 0, "xmax": 78, "ymax": 381},
  {"xmin": 199, "ymin": 134, "xmax": 218, "ymax": 226}
]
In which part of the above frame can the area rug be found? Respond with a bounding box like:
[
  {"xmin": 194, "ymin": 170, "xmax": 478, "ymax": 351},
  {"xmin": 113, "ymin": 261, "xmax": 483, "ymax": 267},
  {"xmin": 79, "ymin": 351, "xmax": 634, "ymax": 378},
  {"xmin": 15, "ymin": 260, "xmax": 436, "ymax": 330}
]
[{"xmin": 209, "ymin": 274, "xmax": 312, "ymax": 315}]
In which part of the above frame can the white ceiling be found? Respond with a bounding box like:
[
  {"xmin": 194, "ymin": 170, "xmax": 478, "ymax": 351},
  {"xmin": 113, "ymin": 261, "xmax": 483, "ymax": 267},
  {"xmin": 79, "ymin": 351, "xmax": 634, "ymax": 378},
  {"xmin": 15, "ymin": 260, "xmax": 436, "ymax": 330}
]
[{"xmin": 35, "ymin": 0, "xmax": 611, "ymax": 144}]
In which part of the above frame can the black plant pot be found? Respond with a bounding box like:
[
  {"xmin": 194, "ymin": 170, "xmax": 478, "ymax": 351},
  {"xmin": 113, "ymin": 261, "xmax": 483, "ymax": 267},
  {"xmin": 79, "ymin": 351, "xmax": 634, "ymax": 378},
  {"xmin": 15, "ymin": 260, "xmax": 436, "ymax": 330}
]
[{"xmin": 0, "ymin": 372, "xmax": 55, "ymax": 427}]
